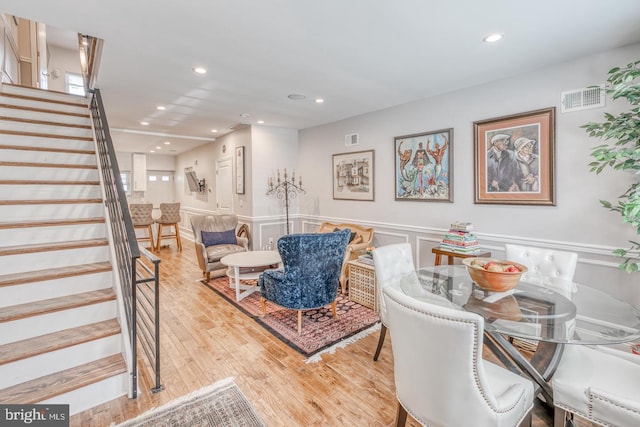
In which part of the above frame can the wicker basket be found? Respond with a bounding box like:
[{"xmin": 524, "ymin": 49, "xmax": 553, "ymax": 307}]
[{"xmin": 348, "ymin": 261, "xmax": 378, "ymax": 312}]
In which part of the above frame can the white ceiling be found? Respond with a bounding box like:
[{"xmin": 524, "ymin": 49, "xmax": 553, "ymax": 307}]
[{"xmin": 4, "ymin": 1, "xmax": 640, "ymax": 155}]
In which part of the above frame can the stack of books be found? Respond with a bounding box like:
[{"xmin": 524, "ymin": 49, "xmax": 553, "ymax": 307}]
[{"xmin": 440, "ymin": 222, "xmax": 480, "ymax": 254}]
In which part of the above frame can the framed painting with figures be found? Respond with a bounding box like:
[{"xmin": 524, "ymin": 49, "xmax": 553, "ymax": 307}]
[
  {"xmin": 394, "ymin": 128, "xmax": 453, "ymax": 202},
  {"xmin": 473, "ymin": 107, "xmax": 555, "ymax": 205}
]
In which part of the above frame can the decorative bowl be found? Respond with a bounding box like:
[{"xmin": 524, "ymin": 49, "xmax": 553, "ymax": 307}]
[{"xmin": 462, "ymin": 257, "xmax": 528, "ymax": 292}]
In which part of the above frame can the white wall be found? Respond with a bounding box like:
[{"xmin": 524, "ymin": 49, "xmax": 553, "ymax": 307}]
[
  {"xmin": 298, "ymin": 43, "xmax": 640, "ymax": 304},
  {"xmin": 46, "ymin": 44, "xmax": 81, "ymax": 93}
]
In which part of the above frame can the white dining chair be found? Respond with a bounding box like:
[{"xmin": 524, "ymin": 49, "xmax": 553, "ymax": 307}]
[
  {"xmin": 371, "ymin": 243, "xmax": 417, "ymax": 361},
  {"xmin": 551, "ymin": 344, "xmax": 640, "ymax": 427},
  {"xmin": 383, "ymin": 285, "xmax": 534, "ymax": 426},
  {"xmin": 504, "ymin": 244, "xmax": 578, "ymax": 296}
]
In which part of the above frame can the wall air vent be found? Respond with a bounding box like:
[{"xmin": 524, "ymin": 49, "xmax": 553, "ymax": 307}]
[
  {"xmin": 345, "ymin": 133, "xmax": 359, "ymax": 146},
  {"xmin": 561, "ymin": 84, "xmax": 605, "ymax": 113}
]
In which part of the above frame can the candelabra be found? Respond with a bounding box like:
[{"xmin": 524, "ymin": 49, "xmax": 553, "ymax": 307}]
[{"xmin": 266, "ymin": 168, "xmax": 305, "ymax": 234}]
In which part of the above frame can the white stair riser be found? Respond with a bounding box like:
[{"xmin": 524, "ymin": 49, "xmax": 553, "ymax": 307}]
[
  {"xmin": 0, "ymin": 96, "xmax": 88, "ymax": 115},
  {"xmin": 0, "ymin": 223, "xmax": 107, "ymax": 246},
  {"xmin": 0, "ymin": 149, "xmax": 96, "ymax": 165},
  {"xmin": 0, "ymin": 133, "xmax": 95, "ymax": 151},
  {"xmin": 0, "ymin": 107, "xmax": 90, "ymax": 126},
  {"xmin": 0, "ymin": 335, "xmax": 122, "ymax": 389},
  {"xmin": 0, "ymin": 271, "xmax": 113, "ymax": 308},
  {"xmin": 1, "ymin": 86, "xmax": 87, "ymax": 105},
  {"xmin": 0, "ymin": 246, "xmax": 110, "ymax": 275},
  {"xmin": 0, "ymin": 203, "xmax": 104, "ymax": 222},
  {"xmin": 0, "ymin": 184, "xmax": 102, "ymax": 200},
  {"xmin": 42, "ymin": 372, "xmax": 128, "ymax": 416},
  {"xmin": 0, "ymin": 166, "xmax": 99, "ymax": 181},
  {"xmin": 0, "ymin": 121, "xmax": 92, "ymax": 138},
  {"xmin": 0, "ymin": 300, "xmax": 117, "ymax": 345}
]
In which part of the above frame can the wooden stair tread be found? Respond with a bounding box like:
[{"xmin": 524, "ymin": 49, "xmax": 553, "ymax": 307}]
[
  {"xmin": 0, "ymin": 261, "xmax": 112, "ymax": 288},
  {"xmin": 0, "ymin": 103, "xmax": 89, "ymax": 118},
  {"xmin": 0, "ymin": 179, "xmax": 100, "ymax": 185},
  {"xmin": 0, "ymin": 354, "xmax": 126, "ymax": 404},
  {"xmin": 0, "ymin": 319, "xmax": 121, "ymax": 365},
  {"xmin": 0, "ymin": 144, "xmax": 95, "ymax": 155},
  {"xmin": 0, "ymin": 217, "xmax": 105, "ymax": 229},
  {"xmin": 0, "ymin": 161, "xmax": 97, "ymax": 169},
  {"xmin": 0, "ymin": 288, "xmax": 116, "ymax": 323},
  {"xmin": 0, "ymin": 198, "xmax": 103, "ymax": 205},
  {"xmin": 0, "ymin": 116, "xmax": 91, "ymax": 129},
  {"xmin": 0, "ymin": 130, "xmax": 92, "ymax": 141},
  {"xmin": 0, "ymin": 238, "xmax": 108, "ymax": 256},
  {"xmin": 1, "ymin": 91, "xmax": 87, "ymax": 107}
]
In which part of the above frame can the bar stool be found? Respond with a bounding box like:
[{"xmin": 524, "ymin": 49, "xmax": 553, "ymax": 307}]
[
  {"xmin": 130, "ymin": 203, "xmax": 156, "ymax": 251},
  {"xmin": 156, "ymin": 202, "xmax": 182, "ymax": 251}
]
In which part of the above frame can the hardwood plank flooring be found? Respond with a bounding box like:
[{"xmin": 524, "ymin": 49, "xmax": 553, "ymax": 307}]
[{"xmin": 71, "ymin": 243, "xmax": 596, "ymax": 427}]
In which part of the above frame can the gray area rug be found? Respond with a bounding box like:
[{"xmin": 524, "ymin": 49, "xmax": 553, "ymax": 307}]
[{"xmin": 115, "ymin": 378, "xmax": 266, "ymax": 427}]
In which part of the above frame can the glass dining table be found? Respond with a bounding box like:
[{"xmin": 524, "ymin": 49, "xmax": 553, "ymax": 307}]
[{"xmin": 401, "ymin": 265, "xmax": 640, "ymax": 404}]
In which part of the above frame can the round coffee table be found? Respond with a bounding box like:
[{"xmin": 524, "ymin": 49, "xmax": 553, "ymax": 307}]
[{"xmin": 220, "ymin": 250, "xmax": 282, "ymax": 301}]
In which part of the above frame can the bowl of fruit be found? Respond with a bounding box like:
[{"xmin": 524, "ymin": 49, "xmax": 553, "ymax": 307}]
[{"xmin": 462, "ymin": 257, "xmax": 528, "ymax": 292}]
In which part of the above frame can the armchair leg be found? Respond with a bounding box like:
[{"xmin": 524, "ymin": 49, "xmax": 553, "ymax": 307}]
[
  {"xmin": 297, "ymin": 310, "xmax": 302, "ymax": 334},
  {"xmin": 260, "ymin": 297, "xmax": 267, "ymax": 315},
  {"xmin": 331, "ymin": 301, "xmax": 338, "ymax": 319},
  {"xmin": 373, "ymin": 324, "xmax": 387, "ymax": 361},
  {"xmin": 205, "ymin": 271, "xmax": 210, "ymax": 282},
  {"xmin": 395, "ymin": 401, "xmax": 408, "ymax": 427}
]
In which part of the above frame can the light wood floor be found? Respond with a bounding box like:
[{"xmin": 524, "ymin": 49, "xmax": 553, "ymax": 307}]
[{"xmin": 71, "ymin": 242, "xmax": 595, "ymax": 427}]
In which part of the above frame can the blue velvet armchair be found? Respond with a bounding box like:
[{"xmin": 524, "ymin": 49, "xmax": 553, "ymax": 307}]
[{"xmin": 258, "ymin": 229, "xmax": 350, "ymax": 333}]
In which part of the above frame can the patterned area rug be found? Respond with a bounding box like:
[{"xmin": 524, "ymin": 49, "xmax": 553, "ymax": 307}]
[
  {"xmin": 114, "ymin": 377, "xmax": 265, "ymax": 426},
  {"xmin": 201, "ymin": 277, "xmax": 380, "ymax": 361}
]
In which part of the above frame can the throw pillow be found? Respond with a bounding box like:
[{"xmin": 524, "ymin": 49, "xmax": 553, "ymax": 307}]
[
  {"xmin": 334, "ymin": 227, "xmax": 356, "ymax": 243},
  {"xmin": 202, "ymin": 229, "xmax": 237, "ymax": 247}
]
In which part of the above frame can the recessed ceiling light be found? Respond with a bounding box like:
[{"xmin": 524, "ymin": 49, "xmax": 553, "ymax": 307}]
[
  {"xmin": 315, "ymin": 98, "xmax": 324, "ymax": 103},
  {"xmin": 150, "ymin": 150, "xmax": 155, "ymax": 153},
  {"xmin": 193, "ymin": 67, "xmax": 207, "ymax": 74},
  {"xmin": 164, "ymin": 141, "xmax": 171, "ymax": 145},
  {"xmin": 483, "ymin": 33, "xmax": 504, "ymax": 43},
  {"xmin": 156, "ymin": 105, "xmax": 166, "ymax": 110},
  {"xmin": 155, "ymin": 146, "xmax": 162, "ymax": 150},
  {"xmin": 288, "ymin": 94, "xmax": 306, "ymax": 100},
  {"xmin": 240, "ymin": 113, "xmax": 250, "ymax": 118},
  {"xmin": 211, "ymin": 129, "xmax": 218, "ymax": 133},
  {"xmin": 140, "ymin": 121, "xmax": 149, "ymax": 126},
  {"xmin": 257, "ymin": 120, "xmax": 264, "ymax": 124}
]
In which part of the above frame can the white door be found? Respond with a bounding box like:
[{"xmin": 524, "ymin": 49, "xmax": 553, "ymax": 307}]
[
  {"xmin": 216, "ymin": 158, "xmax": 233, "ymax": 214},
  {"xmin": 146, "ymin": 170, "xmax": 175, "ymax": 206}
]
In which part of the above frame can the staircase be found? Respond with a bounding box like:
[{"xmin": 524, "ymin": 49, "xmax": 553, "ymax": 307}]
[{"xmin": 0, "ymin": 84, "xmax": 129, "ymax": 414}]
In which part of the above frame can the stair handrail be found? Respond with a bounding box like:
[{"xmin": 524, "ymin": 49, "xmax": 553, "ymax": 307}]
[{"xmin": 88, "ymin": 88, "xmax": 162, "ymax": 397}]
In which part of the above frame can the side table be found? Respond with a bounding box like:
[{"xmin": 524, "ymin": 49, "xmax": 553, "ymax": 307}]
[
  {"xmin": 432, "ymin": 247, "xmax": 491, "ymax": 266},
  {"xmin": 347, "ymin": 260, "xmax": 378, "ymax": 312}
]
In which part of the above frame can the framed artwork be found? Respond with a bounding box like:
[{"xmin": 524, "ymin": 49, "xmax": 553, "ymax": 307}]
[
  {"xmin": 473, "ymin": 107, "xmax": 555, "ymax": 205},
  {"xmin": 235, "ymin": 146, "xmax": 245, "ymax": 194},
  {"xmin": 394, "ymin": 128, "xmax": 453, "ymax": 202},
  {"xmin": 332, "ymin": 150, "xmax": 374, "ymax": 201}
]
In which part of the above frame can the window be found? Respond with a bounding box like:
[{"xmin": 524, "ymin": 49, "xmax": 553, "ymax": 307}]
[
  {"xmin": 148, "ymin": 175, "xmax": 157, "ymax": 182},
  {"xmin": 161, "ymin": 175, "xmax": 170, "ymax": 182},
  {"xmin": 120, "ymin": 171, "xmax": 131, "ymax": 195},
  {"xmin": 66, "ymin": 73, "xmax": 85, "ymax": 96}
]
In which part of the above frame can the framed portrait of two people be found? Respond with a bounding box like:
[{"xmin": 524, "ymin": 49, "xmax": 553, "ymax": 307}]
[{"xmin": 473, "ymin": 107, "xmax": 556, "ymax": 206}]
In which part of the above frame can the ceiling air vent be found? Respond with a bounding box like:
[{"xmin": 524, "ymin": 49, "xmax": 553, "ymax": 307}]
[
  {"xmin": 561, "ymin": 84, "xmax": 605, "ymax": 113},
  {"xmin": 345, "ymin": 133, "xmax": 359, "ymax": 147}
]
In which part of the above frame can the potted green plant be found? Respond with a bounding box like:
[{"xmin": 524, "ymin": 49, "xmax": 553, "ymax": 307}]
[{"xmin": 584, "ymin": 60, "xmax": 640, "ymax": 273}]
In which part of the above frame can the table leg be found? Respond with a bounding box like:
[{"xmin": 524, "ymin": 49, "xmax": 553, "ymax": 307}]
[
  {"xmin": 484, "ymin": 331, "xmax": 558, "ymax": 404},
  {"xmin": 434, "ymin": 254, "xmax": 442, "ymax": 265},
  {"xmin": 234, "ymin": 266, "xmax": 241, "ymax": 301},
  {"xmin": 447, "ymin": 256, "xmax": 454, "ymax": 265}
]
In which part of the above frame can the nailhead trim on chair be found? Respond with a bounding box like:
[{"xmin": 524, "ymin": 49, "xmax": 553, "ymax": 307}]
[
  {"xmin": 590, "ymin": 390, "xmax": 640, "ymax": 427},
  {"xmin": 391, "ymin": 297, "xmax": 528, "ymax": 421}
]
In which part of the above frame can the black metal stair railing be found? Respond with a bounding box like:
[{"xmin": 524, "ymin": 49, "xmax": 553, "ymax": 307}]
[{"xmin": 89, "ymin": 88, "xmax": 163, "ymax": 397}]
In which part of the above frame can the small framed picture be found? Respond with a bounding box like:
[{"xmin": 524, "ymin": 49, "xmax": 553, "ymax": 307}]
[
  {"xmin": 332, "ymin": 150, "xmax": 374, "ymax": 201},
  {"xmin": 235, "ymin": 146, "xmax": 245, "ymax": 194},
  {"xmin": 473, "ymin": 108, "xmax": 555, "ymax": 205},
  {"xmin": 395, "ymin": 128, "xmax": 453, "ymax": 202}
]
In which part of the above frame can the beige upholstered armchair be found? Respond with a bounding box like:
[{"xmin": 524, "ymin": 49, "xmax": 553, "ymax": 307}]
[
  {"xmin": 190, "ymin": 214, "xmax": 249, "ymax": 281},
  {"xmin": 317, "ymin": 222, "xmax": 374, "ymax": 293}
]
